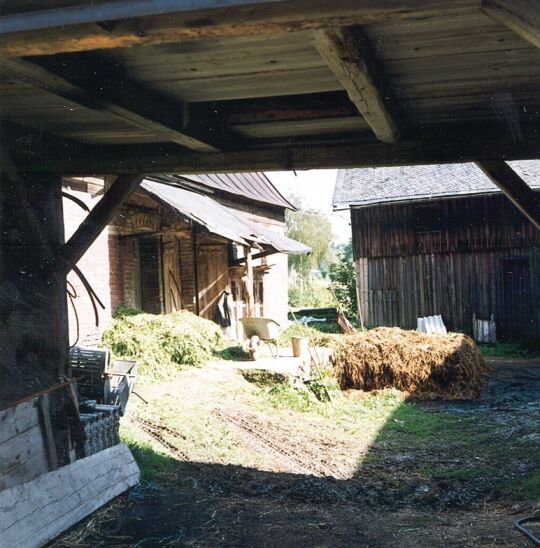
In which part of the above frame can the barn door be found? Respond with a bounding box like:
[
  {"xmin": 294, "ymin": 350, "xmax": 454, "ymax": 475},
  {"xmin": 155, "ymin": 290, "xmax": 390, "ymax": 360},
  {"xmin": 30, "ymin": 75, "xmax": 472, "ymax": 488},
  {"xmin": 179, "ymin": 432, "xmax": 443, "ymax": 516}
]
[
  {"xmin": 137, "ymin": 237, "xmax": 162, "ymax": 314},
  {"xmin": 163, "ymin": 235, "xmax": 183, "ymax": 313},
  {"xmin": 500, "ymin": 257, "xmax": 531, "ymax": 340},
  {"xmin": 197, "ymin": 245, "xmax": 229, "ymax": 321}
]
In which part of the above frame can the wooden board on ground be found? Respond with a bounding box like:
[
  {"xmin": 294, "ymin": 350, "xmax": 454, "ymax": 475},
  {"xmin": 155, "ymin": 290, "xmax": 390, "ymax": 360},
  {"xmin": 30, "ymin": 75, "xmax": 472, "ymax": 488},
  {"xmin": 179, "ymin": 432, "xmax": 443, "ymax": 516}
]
[{"xmin": 0, "ymin": 443, "xmax": 140, "ymax": 548}]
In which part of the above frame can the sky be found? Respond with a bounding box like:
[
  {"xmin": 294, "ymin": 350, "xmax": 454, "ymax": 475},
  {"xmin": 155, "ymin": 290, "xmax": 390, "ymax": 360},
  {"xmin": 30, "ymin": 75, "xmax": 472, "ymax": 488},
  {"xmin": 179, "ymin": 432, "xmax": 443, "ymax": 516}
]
[{"xmin": 265, "ymin": 169, "xmax": 351, "ymax": 244}]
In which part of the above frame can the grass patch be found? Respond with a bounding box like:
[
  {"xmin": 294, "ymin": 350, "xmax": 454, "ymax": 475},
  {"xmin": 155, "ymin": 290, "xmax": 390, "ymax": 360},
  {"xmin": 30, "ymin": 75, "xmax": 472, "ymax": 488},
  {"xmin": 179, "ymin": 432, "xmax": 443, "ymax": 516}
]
[
  {"xmin": 479, "ymin": 341, "xmax": 540, "ymax": 359},
  {"xmin": 120, "ymin": 422, "xmax": 174, "ymax": 482},
  {"xmin": 506, "ymin": 471, "xmax": 540, "ymax": 501},
  {"xmin": 102, "ymin": 308, "xmax": 244, "ymax": 381}
]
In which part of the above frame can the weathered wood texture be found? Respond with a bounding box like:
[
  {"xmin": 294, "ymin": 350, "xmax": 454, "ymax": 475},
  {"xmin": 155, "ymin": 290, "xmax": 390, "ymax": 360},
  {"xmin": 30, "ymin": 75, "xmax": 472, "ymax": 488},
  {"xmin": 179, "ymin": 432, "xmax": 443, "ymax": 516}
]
[
  {"xmin": 0, "ymin": 1, "xmax": 480, "ymax": 57},
  {"xmin": 0, "ymin": 400, "xmax": 49, "ymax": 491},
  {"xmin": 476, "ymin": 160, "xmax": 540, "ymax": 230},
  {"xmin": 0, "ymin": 171, "xmax": 68, "ymax": 383},
  {"xmin": 482, "ymin": 0, "xmax": 540, "ymax": 49},
  {"xmin": 0, "ymin": 444, "xmax": 140, "ymax": 548},
  {"xmin": 312, "ymin": 27, "xmax": 399, "ymax": 143},
  {"xmin": 351, "ymin": 195, "xmax": 540, "ymax": 341},
  {"xmin": 62, "ymin": 174, "xmax": 143, "ymax": 267},
  {"xmin": 197, "ymin": 242, "xmax": 230, "ymax": 320},
  {"xmin": 0, "ymin": 58, "xmax": 218, "ymax": 152}
]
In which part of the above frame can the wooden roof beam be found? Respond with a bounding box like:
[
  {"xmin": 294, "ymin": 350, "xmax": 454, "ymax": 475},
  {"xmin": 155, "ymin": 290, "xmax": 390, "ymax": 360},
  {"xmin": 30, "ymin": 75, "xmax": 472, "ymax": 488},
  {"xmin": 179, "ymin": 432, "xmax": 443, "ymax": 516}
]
[
  {"xmin": 0, "ymin": 58, "xmax": 219, "ymax": 153},
  {"xmin": 482, "ymin": 0, "xmax": 540, "ymax": 49},
  {"xmin": 0, "ymin": 1, "xmax": 481, "ymax": 58},
  {"xmin": 476, "ymin": 160, "xmax": 540, "ymax": 230},
  {"xmin": 312, "ymin": 27, "xmax": 399, "ymax": 143}
]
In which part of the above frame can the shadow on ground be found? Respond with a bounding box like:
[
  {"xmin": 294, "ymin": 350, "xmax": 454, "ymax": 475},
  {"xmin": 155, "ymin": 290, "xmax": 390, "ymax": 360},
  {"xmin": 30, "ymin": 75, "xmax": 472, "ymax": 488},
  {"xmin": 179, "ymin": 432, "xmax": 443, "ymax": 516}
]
[{"xmin": 51, "ymin": 359, "xmax": 540, "ymax": 547}]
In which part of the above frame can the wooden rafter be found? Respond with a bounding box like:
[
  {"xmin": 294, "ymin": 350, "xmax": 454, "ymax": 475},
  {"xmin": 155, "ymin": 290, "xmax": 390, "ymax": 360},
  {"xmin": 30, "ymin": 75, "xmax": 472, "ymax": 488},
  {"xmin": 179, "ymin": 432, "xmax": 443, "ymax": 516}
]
[
  {"xmin": 0, "ymin": 58, "xmax": 219, "ymax": 152},
  {"xmin": 312, "ymin": 28, "xmax": 399, "ymax": 143},
  {"xmin": 476, "ymin": 160, "xmax": 540, "ymax": 230},
  {"xmin": 62, "ymin": 174, "xmax": 144, "ymax": 268},
  {"xmin": 0, "ymin": 1, "xmax": 480, "ymax": 58},
  {"xmin": 482, "ymin": 0, "xmax": 540, "ymax": 49}
]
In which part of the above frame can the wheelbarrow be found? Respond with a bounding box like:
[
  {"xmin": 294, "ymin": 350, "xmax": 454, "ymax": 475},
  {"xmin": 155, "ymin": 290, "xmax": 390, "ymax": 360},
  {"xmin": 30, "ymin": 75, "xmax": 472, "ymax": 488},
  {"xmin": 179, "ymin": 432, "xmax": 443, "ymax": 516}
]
[{"xmin": 240, "ymin": 317, "xmax": 282, "ymax": 360}]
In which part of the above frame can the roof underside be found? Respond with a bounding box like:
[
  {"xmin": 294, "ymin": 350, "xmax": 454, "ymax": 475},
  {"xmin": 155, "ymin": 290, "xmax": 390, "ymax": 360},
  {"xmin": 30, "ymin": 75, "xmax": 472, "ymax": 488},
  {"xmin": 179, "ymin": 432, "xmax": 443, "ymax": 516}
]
[
  {"xmin": 333, "ymin": 160, "xmax": 540, "ymax": 209},
  {"xmin": 0, "ymin": 0, "xmax": 539, "ymax": 175}
]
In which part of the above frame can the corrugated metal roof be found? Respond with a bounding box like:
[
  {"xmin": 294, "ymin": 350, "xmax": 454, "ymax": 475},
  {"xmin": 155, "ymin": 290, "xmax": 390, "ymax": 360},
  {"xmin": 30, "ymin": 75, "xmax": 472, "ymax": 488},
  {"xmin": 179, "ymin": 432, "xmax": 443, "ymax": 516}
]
[
  {"xmin": 153, "ymin": 172, "xmax": 295, "ymax": 210},
  {"xmin": 141, "ymin": 180, "xmax": 309, "ymax": 255},
  {"xmin": 333, "ymin": 161, "xmax": 540, "ymax": 210}
]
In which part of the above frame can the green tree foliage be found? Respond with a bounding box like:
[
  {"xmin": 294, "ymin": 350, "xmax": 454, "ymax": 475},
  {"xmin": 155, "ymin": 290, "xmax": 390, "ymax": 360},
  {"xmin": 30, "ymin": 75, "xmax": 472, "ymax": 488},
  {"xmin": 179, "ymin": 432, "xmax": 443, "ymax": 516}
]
[
  {"xmin": 329, "ymin": 241, "xmax": 357, "ymax": 318},
  {"xmin": 285, "ymin": 197, "xmax": 333, "ymax": 281}
]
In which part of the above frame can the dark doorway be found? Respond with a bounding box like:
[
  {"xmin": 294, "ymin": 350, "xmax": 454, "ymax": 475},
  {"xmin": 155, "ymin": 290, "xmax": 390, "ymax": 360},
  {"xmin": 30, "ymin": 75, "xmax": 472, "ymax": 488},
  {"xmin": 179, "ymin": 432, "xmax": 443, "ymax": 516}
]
[
  {"xmin": 137, "ymin": 237, "xmax": 162, "ymax": 314},
  {"xmin": 500, "ymin": 257, "xmax": 532, "ymax": 341}
]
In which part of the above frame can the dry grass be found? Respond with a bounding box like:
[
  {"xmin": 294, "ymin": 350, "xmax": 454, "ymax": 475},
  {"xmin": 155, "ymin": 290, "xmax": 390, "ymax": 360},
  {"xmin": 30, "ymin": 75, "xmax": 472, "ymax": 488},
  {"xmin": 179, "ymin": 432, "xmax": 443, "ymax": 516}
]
[{"xmin": 334, "ymin": 327, "xmax": 487, "ymax": 400}]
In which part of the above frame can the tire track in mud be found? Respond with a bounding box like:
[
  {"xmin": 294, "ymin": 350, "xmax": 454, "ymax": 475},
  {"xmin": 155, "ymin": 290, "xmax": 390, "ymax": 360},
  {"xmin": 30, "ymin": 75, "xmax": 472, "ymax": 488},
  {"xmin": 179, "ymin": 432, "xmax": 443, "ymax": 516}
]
[
  {"xmin": 214, "ymin": 409, "xmax": 347, "ymax": 479},
  {"xmin": 131, "ymin": 416, "xmax": 190, "ymax": 461}
]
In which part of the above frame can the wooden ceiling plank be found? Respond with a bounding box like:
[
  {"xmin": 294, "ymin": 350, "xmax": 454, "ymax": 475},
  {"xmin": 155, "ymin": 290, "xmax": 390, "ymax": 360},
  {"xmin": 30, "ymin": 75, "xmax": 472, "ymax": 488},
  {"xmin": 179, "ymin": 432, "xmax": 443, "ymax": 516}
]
[
  {"xmin": 0, "ymin": 58, "xmax": 219, "ymax": 152},
  {"xmin": 476, "ymin": 160, "xmax": 540, "ymax": 230},
  {"xmin": 312, "ymin": 27, "xmax": 399, "ymax": 143},
  {"xmin": 482, "ymin": 0, "xmax": 540, "ymax": 49}
]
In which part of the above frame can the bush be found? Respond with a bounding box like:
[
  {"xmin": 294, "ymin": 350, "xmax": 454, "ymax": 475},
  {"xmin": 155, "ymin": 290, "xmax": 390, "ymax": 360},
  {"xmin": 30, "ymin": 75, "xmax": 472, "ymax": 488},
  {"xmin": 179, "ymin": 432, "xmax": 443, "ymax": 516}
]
[
  {"xmin": 102, "ymin": 309, "xmax": 226, "ymax": 381},
  {"xmin": 288, "ymin": 283, "xmax": 333, "ymax": 308}
]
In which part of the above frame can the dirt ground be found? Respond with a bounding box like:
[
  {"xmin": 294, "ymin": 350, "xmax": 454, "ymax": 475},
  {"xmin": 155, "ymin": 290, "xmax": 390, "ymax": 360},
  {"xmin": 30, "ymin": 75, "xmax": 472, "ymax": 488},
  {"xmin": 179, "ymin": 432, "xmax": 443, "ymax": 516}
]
[{"xmin": 51, "ymin": 358, "xmax": 540, "ymax": 547}]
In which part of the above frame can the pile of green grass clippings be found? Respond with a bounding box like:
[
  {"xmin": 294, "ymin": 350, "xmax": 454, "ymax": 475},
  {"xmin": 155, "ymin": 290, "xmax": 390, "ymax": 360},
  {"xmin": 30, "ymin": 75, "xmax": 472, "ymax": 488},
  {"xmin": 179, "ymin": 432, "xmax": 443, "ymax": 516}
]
[
  {"xmin": 102, "ymin": 308, "xmax": 229, "ymax": 381},
  {"xmin": 277, "ymin": 324, "xmax": 340, "ymax": 349}
]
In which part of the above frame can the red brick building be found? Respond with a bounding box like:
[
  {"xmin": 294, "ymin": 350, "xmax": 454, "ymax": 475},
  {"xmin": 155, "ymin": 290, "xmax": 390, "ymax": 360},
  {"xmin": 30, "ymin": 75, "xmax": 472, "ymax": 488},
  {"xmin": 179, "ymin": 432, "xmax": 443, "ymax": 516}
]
[{"xmin": 63, "ymin": 173, "xmax": 309, "ymax": 345}]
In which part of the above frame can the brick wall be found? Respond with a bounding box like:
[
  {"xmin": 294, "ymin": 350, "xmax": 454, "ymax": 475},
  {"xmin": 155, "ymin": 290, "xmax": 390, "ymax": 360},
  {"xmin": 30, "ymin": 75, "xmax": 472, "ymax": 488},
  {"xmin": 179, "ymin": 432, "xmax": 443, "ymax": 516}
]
[{"xmin": 63, "ymin": 184, "xmax": 115, "ymax": 346}]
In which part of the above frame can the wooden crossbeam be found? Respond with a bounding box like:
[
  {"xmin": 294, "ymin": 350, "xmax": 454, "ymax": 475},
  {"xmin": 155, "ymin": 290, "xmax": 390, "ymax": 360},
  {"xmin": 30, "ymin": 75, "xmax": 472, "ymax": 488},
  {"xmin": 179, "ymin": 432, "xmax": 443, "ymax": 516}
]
[
  {"xmin": 312, "ymin": 28, "xmax": 399, "ymax": 143},
  {"xmin": 13, "ymin": 123, "xmax": 540, "ymax": 175},
  {"xmin": 482, "ymin": 0, "xmax": 540, "ymax": 49},
  {"xmin": 0, "ymin": 1, "xmax": 480, "ymax": 58},
  {"xmin": 0, "ymin": 58, "xmax": 219, "ymax": 152},
  {"xmin": 476, "ymin": 160, "xmax": 540, "ymax": 230},
  {"xmin": 62, "ymin": 174, "xmax": 144, "ymax": 267}
]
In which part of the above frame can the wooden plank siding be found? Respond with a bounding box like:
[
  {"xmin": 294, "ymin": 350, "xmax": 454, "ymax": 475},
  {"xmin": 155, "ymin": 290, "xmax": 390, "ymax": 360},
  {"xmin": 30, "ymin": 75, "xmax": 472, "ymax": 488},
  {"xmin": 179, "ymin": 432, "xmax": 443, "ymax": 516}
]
[{"xmin": 352, "ymin": 194, "xmax": 540, "ymax": 341}]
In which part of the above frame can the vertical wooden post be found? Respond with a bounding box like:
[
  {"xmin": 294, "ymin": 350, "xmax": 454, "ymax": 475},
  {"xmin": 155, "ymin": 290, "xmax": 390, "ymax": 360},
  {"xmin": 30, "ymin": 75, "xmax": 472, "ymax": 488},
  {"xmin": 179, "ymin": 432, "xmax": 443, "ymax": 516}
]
[
  {"xmin": 244, "ymin": 246, "xmax": 254, "ymax": 317},
  {"xmin": 0, "ymin": 171, "xmax": 68, "ymax": 382}
]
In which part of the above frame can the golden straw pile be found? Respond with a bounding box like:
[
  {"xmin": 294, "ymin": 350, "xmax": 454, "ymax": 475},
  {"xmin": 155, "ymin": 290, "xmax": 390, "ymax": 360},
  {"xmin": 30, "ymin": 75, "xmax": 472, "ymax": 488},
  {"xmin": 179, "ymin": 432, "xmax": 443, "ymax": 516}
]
[{"xmin": 334, "ymin": 327, "xmax": 487, "ymax": 400}]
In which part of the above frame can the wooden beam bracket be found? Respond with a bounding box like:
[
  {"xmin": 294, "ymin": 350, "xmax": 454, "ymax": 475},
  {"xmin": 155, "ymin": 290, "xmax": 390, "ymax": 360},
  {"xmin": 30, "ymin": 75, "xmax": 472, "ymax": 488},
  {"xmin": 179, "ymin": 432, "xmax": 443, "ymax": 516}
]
[
  {"xmin": 476, "ymin": 160, "xmax": 540, "ymax": 230},
  {"xmin": 312, "ymin": 27, "xmax": 399, "ymax": 143}
]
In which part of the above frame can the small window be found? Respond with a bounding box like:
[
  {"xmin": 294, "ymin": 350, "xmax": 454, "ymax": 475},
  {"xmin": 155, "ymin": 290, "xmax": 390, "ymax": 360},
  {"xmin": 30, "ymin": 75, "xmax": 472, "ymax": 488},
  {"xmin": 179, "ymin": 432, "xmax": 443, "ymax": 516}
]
[{"xmin": 413, "ymin": 205, "xmax": 442, "ymax": 233}]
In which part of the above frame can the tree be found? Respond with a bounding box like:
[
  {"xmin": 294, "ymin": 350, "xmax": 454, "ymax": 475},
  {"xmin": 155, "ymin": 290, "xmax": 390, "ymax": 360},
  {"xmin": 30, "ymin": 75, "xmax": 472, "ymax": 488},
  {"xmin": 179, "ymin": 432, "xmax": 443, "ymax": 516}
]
[
  {"xmin": 329, "ymin": 240, "xmax": 357, "ymax": 318},
  {"xmin": 285, "ymin": 197, "xmax": 333, "ymax": 282}
]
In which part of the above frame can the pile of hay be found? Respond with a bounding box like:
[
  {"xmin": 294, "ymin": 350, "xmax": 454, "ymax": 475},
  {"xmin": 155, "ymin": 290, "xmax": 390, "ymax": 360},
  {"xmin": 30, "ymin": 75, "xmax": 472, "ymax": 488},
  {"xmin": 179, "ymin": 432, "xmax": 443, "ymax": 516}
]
[
  {"xmin": 334, "ymin": 327, "xmax": 487, "ymax": 400},
  {"xmin": 102, "ymin": 309, "xmax": 227, "ymax": 381}
]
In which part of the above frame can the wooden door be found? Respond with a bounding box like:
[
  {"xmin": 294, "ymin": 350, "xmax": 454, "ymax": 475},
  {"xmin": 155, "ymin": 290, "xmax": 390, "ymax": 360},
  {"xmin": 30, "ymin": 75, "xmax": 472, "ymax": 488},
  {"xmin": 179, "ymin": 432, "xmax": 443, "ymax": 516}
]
[
  {"xmin": 197, "ymin": 244, "xmax": 229, "ymax": 321},
  {"xmin": 500, "ymin": 257, "xmax": 532, "ymax": 340},
  {"xmin": 163, "ymin": 235, "xmax": 183, "ymax": 313},
  {"xmin": 138, "ymin": 237, "xmax": 161, "ymax": 314}
]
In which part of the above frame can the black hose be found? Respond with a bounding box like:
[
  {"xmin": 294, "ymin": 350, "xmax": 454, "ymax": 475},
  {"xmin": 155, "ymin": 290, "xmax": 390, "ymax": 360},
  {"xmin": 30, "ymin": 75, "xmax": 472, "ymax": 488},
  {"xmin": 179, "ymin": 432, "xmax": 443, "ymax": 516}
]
[{"xmin": 515, "ymin": 515, "xmax": 540, "ymax": 546}]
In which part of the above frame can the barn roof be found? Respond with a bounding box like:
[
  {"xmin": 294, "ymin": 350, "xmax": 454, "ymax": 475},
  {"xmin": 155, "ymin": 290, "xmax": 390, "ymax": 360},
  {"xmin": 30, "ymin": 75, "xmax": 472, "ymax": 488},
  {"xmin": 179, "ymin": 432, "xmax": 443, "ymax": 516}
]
[
  {"xmin": 333, "ymin": 161, "xmax": 540, "ymax": 210},
  {"xmin": 141, "ymin": 179, "xmax": 310, "ymax": 254},
  {"xmin": 149, "ymin": 172, "xmax": 294, "ymax": 210}
]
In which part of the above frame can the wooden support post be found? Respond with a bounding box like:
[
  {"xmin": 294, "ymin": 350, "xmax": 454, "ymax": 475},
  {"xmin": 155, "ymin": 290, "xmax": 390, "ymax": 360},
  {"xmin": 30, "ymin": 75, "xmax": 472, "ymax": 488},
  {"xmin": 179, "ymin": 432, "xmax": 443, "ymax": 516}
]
[
  {"xmin": 244, "ymin": 246, "xmax": 254, "ymax": 317},
  {"xmin": 62, "ymin": 174, "xmax": 143, "ymax": 268},
  {"xmin": 476, "ymin": 160, "xmax": 540, "ymax": 230}
]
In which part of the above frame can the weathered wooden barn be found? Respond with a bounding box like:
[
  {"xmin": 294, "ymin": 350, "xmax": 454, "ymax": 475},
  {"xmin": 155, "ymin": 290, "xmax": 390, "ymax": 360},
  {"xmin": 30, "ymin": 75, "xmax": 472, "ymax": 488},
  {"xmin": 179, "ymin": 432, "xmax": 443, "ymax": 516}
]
[
  {"xmin": 64, "ymin": 172, "xmax": 307, "ymax": 345},
  {"xmin": 334, "ymin": 162, "xmax": 540, "ymax": 342},
  {"xmin": 0, "ymin": 0, "xmax": 539, "ymax": 543}
]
